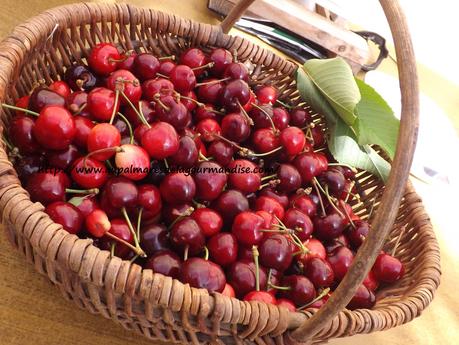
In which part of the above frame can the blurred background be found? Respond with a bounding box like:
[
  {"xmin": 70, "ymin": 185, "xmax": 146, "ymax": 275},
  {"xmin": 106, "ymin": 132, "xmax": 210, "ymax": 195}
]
[{"xmin": 0, "ymin": 1, "xmax": 457, "ymax": 344}]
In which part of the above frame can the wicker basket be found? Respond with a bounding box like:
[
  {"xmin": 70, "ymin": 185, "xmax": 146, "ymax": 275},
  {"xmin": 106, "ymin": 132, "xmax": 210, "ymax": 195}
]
[{"xmin": 0, "ymin": 1, "xmax": 441, "ymax": 344}]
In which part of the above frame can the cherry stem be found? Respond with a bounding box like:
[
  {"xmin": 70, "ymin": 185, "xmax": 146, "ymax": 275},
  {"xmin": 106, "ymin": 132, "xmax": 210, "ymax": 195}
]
[
  {"xmin": 130, "ymin": 254, "xmax": 139, "ymax": 264},
  {"xmin": 213, "ymin": 133, "xmax": 245, "ymax": 151},
  {"xmin": 195, "ymin": 77, "xmax": 230, "ymax": 87},
  {"xmin": 175, "ymin": 92, "xmax": 205, "ymax": 107},
  {"xmin": 1, "ymin": 103, "xmax": 39, "ymax": 117},
  {"xmin": 203, "ymin": 246, "xmax": 209, "ymax": 260},
  {"xmin": 313, "ymin": 147, "xmax": 327, "ymax": 153},
  {"xmin": 184, "ymin": 245, "xmax": 189, "ymax": 261},
  {"xmin": 154, "ymin": 95, "xmax": 171, "ymax": 112},
  {"xmin": 76, "ymin": 74, "xmax": 90, "ymax": 90},
  {"xmin": 110, "ymin": 242, "xmax": 116, "ymax": 258},
  {"xmin": 298, "ymin": 288, "xmax": 331, "ymax": 310},
  {"xmin": 245, "ymin": 146, "xmax": 282, "ymax": 157},
  {"xmin": 168, "ymin": 207, "xmax": 195, "ymax": 229},
  {"xmin": 116, "ymin": 112, "xmax": 134, "ymax": 144},
  {"xmin": 121, "ymin": 207, "xmax": 146, "ymax": 257},
  {"xmin": 158, "ymin": 55, "xmax": 175, "ymax": 61},
  {"xmin": 109, "ymin": 90, "xmax": 120, "ymax": 125},
  {"xmin": 261, "ymin": 174, "xmax": 277, "ymax": 181},
  {"xmin": 250, "ymin": 102, "xmax": 278, "ymax": 134},
  {"xmin": 391, "ymin": 225, "xmax": 407, "ymax": 257},
  {"xmin": 252, "ymin": 245, "xmax": 260, "ymax": 291},
  {"xmin": 83, "ymin": 146, "xmax": 123, "ymax": 167},
  {"xmin": 268, "ymin": 282, "xmax": 291, "ymax": 291},
  {"xmin": 155, "ymin": 73, "xmax": 170, "ymax": 79},
  {"xmin": 120, "ymin": 91, "xmax": 149, "ymax": 127},
  {"xmin": 105, "ymin": 231, "xmax": 145, "ymax": 257},
  {"xmin": 317, "ymin": 181, "xmax": 346, "ymax": 219},
  {"xmin": 65, "ymin": 188, "xmax": 99, "ymax": 195},
  {"xmin": 275, "ymin": 99, "xmax": 294, "ymax": 109},
  {"xmin": 237, "ymin": 100, "xmax": 254, "ymax": 126},
  {"xmin": 311, "ymin": 179, "xmax": 326, "ymax": 217},
  {"xmin": 344, "ymin": 181, "xmax": 355, "ymax": 203},
  {"xmin": 108, "ymin": 55, "xmax": 128, "ymax": 63},
  {"xmin": 136, "ymin": 207, "xmax": 143, "ymax": 240},
  {"xmin": 163, "ymin": 158, "xmax": 169, "ymax": 170},
  {"xmin": 328, "ymin": 162, "xmax": 358, "ymax": 173},
  {"xmin": 137, "ymin": 101, "xmax": 151, "ymax": 128},
  {"xmin": 191, "ymin": 62, "xmax": 214, "ymax": 71},
  {"xmin": 258, "ymin": 179, "xmax": 280, "ymax": 190},
  {"xmin": 198, "ymin": 151, "xmax": 210, "ymax": 162},
  {"xmin": 339, "ymin": 200, "xmax": 356, "ymax": 229}
]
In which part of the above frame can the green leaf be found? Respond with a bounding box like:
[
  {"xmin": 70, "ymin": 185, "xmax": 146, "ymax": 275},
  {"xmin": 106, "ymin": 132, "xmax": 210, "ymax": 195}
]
[
  {"xmin": 328, "ymin": 117, "xmax": 391, "ymax": 182},
  {"xmin": 352, "ymin": 78, "xmax": 399, "ymax": 159},
  {"xmin": 303, "ymin": 58, "xmax": 360, "ymax": 126}
]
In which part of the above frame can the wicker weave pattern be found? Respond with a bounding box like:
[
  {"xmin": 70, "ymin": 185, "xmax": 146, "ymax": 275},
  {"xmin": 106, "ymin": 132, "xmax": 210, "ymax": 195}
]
[{"xmin": 0, "ymin": 3, "xmax": 440, "ymax": 344}]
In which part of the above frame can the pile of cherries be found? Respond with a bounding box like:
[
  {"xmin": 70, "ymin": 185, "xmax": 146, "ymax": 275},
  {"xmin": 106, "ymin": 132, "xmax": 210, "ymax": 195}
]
[{"xmin": 3, "ymin": 43, "xmax": 405, "ymax": 312}]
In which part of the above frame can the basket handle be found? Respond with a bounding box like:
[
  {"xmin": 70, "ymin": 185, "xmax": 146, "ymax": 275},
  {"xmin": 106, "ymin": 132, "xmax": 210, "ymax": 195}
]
[
  {"xmin": 290, "ymin": 0, "xmax": 419, "ymax": 341},
  {"xmin": 219, "ymin": 0, "xmax": 256, "ymax": 33}
]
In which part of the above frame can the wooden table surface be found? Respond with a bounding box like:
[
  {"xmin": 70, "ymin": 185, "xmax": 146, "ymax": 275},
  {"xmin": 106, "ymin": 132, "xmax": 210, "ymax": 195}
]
[{"xmin": 0, "ymin": 1, "xmax": 458, "ymax": 345}]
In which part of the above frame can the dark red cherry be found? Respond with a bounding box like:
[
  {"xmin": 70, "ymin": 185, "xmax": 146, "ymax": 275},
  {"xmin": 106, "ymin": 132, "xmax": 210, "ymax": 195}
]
[
  {"xmin": 170, "ymin": 217, "xmax": 205, "ymax": 255},
  {"xmin": 304, "ymin": 257, "xmax": 334, "ymax": 288},
  {"xmin": 232, "ymin": 211, "xmax": 265, "ymax": 246},
  {"xmin": 373, "ymin": 253, "xmax": 405, "ymax": 283},
  {"xmin": 87, "ymin": 123, "xmax": 121, "ymax": 160},
  {"xmin": 194, "ymin": 161, "xmax": 227, "ymax": 201},
  {"xmin": 133, "ymin": 53, "xmax": 160, "ymax": 80},
  {"xmin": 289, "ymin": 108, "xmax": 311, "ymax": 128},
  {"xmin": 88, "ymin": 43, "xmax": 121, "ymax": 76},
  {"xmin": 181, "ymin": 257, "xmax": 226, "ymax": 293},
  {"xmin": 319, "ymin": 169, "xmax": 346, "ymax": 197},
  {"xmin": 28, "ymin": 87, "xmax": 65, "ymax": 112},
  {"xmin": 140, "ymin": 224, "xmax": 169, "ymax": 256},
  {"xmin": 86, "ymin": 87, "xmax": 119, "ymax": 122},
  {"xmin": 104, "ymin": 176, "xmax": 138, "ymax": 209},
  {"xmin": 259, "ymin": 234, "xmax": 293, "ymax": 271},
  {"xmin": 162, "ymin": 202, "xmax": 193, "ymax": 225},
  {"xmin": 145, "ymin": 250, "xmax": 181, "ymax": 279},
  {"xmin": 219, "ymin": 80, "xmax": 250, "ymax": 112},
  {"xmin": 160, "ymin": 172, "xmax": 196, "ymax": 204},
  {"xmin": 114, "ymin": 144, "xmax": 150, "ymax": 181},
  {"xmin": 221, "ymin": 113, "xmax": 251, "ymax": 143},
  {"xmin": 208, "ymin": 233, "xmax": 238, "ymax": 267},
  {"xmin": 134, "ymin": 124, "xmax": 150, "ymax": 143},
  {"xmin": 169, "ymin": 135, "xmax": 198, "ymax": 168},
  {"xmin": 67, "ymin": 91, "xmax": 90, "ymax": 117},
  {"xmin": 112, "ymin": 117, "xmax": 129, "ymax": 137},
  {"xmin": 249, "ymin": 104, "xmax": 275, "ymax": 129},
  {"xmin": 142, "ymin": 78, "xmax": 175, "ymax": 101},
  {"xmin": 194, "ymin": 103, "xmax": 219, "ymax": 121},
  {"xmin": 254, "ymin": 196, "xmax": 285, "ymax": 220},
  {"xmin": 280, "ymin": 127, "xmax": 305, "ymax": 156},
  {"xmin": 16, "ymin": 155, "xmax": 43, "ymax": 182},
  {"xmin": 224, "ymin": 62, "xmax": 249, "ymax": 81},
  {"xmin": 106, "ymin": 69, "xmax": 141, "ymax": 104},
  {"xmin": 48, "ymin": 145, "xmax": 81, "ymax": 170},
  {"xmin": 197, "ymin": 79, "xmax": 224, "ymax": 104},
  {"xmin": 346, "ymin": 284, "xmax": 376, "ymax": 310},
  {"xmin": 155, "ymin": 95, "xmax": 191, "ymax": 130},
  {"xmin": 179, "ymin": 90, "xmax": 198, "ymax": 111},
  {"xmin": 208, "ymin": 140, "xmax": 234, "ymax": 166},
  {"xmin": 137, "ymin": 184, "xmax": 162, "ymax": 219},
  {"xmin": 170, "ymin": 65, "xmax": 196, "ymax": 93},
  {"xmin": 363, "ymin": 270, "xmax": 380, "ymax": 291},
  {"xmin": 214, "ymin": 189, "xmax": 249, "ymax": 225},
  {"xmin": 297, "ymin": 238, "xmax": 327, "ymax": 265},
  {"xmin": 327, "ymin": 246, "xmax": 354, "ymax": 282},
  {"xmin": 64, "ymin": 64, "xmax": 97, "ymax": 92},
  {"xmin": 227, "ymin": 159, "xmax": 261, "ymax": 194},
  {"xmin": 118, "ymin": 51, "xmax": 136, "ymax": 71},
  {"xmin": 9, "ymin": 116, "xmax": 40, "ymax": 154},
  {"xmin": 27, "ymin": 171, "xmax": 70, "ymax": 205},
  {"xmin": 141, "ymin": 122, "xmax": 179, "ymax": 159},
  {"xmin": 244, "ymin": 291, "xmax": 277, "ymax": 305},
  {"xmin": 209, "ymin": 48, "xmax": 233, "ymax": 76},
  {"xmin": 252, "ymin": 128, "xmax": 280, "ymax": 153},
  {"xmin": 283, "ymin": 208, "xmax": 313, "ymax": 241},
  {"xmin": 289, "ymin": 194, "xmax": 317, "ymax": 218},
  {"xmin": 259, "ymin": 188, "xmax": 289, "ymax": 209},
  {"xmin": 70, "ymin": 195, "xmax": 99, "ymax": 218},
  {"xmin": 311, "ymin": 125, "xmax": 326, "ymax": 147},
  {"xmin": 256, "ymin": 86, "xmax": 278, "ymax": 104},
  {"xmin": 227, "ymin": 260, "xmax": 267, "ymax": 298},
  {"xmin": 158, "ymin": 60, "xmax": 176, "ymax": 77},
  {"xmin": 314, "ymin": 213, "xmax": 346, "ymax": 241},
  {"xmin": 196, "ymin": 118, "xmax": 221, "ymax": 142},
  {"xmin": 180, "ymin": 48, "xmax": 207, "ymax": 75},
  {"xmin": 45, "ymin": 201, "xmax": 83, "ymax": 234},
  {"xmin": 272, "ymin": 107, "xmax": 290, "ymax": 130},
  {"xmin": 191, "ymin": 207, "xmax": 223, "ymax": 237},
  {"xmin": 281, "ymin": 275, "xmax": 316, "ymax": 307},
  {"xmin": 294, "ymin": 152, "xmax": 327, "ymax": 183},
  {"xmin": 345, "ymin": 220, "xmax": 370, "ymax": 248},
  {"xmin": 105, "ymin": 218, "xmax": 134, "ymax": 258},
  {"xmin": 49, "ymin": 81, "xmax": 71, "ymax": 98},
  {"xmin": 124, "ymin": 100, "xmax": 155, "ymax": 127},
  {"xmin": 277, "ymin": 164, "xmax": 302, "ymax": 193},
  {"xmin": 73, "ymin": 116, "xmax": 94, "ymax": 148},
  {"xmin": 33, "ymin": 106, "xmax": 76, "ymax": 150}
]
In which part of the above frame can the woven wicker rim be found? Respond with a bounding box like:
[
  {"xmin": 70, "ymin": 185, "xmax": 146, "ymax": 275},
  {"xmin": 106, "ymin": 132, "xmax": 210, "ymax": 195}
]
[{"xmin": 0, "ymin": 1, "xmax": 441, "ymax": 344}]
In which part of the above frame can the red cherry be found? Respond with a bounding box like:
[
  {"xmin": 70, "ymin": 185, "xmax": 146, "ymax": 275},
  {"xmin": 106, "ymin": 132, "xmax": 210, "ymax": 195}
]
[
  {"xmin": 145, "ymin": 250, "xmax": 181, "ymax": 279},
  {"xmin": 124, "ymin": 100, "xmax": 155, "ymax": 127},
  {"xmin": 219, "ymin": 79, "xmax": 250, "ymax": 112},
  {"xmin": 304, "ymin": 257, "xmax": 335, "ymax": 288},
  {"xmin": 180, "ymin": 257, "xmax": 226, "ymax": 293},
  {"xmin": 86, "ymin": 209, "xmax": 111, "ymax": 238},
  {"xmin": 289, "ymin": 194, "xmax": 317, "ymax": 217},
  {"xmin": 9, "ymin": 116, "xmax": 40, "ymax": 154},
  {"xmin": 45, "ymin": 201, "xmax": 83, "ymax": 234},
  {"xmin": 194, "ymin": 161, "xmax": 227, "ymax": 201},
  {"xmin": 347, "ymin": 284, "xmax": 376, "ymax": 310},
  {"xmin": 118, "ymin": 51, "xmax": 136, "ymax": 71},
  {"xmin": 363, "ymin": 270, "xmax": 380, "ymax": 291},
  {"xmin": 104, "ymin": 177, "xmax": 138, "ymax": 209},
  {"xmin": 244, "ymin": 291, "xmax": 277, "ymax": 305},
  {"xmin": 141, "ymin": 122, "xmax": 179, "ymax": 159},
  {"xmin": 221, "ymin": 283, "xmax": 236, "ymax": 298},
  {"xmin": 106, "ymin": 69, "xmax": 141, "ymax": 104},
  {"xmin": 281, "ymin": 275, "xmax": 316, "ymax": 307},
  {"xmin": 142, "ymin": 78, "xmax": 174, "ymax": 101},
  {"xmin": 277, "ymin": 164, "xmax": 302, "ymax": 193},
  {"xmin": 197, "ymin": 79, "xmax": 224, "ymax": 104},
  {"xmin": 232, "ymin": 211, "xmax": 265, "ymax": 246},
  {"xmin": 290, "ymin": 108, "xmax": 311, "ymax": 127},
  {"xmin": 87, "ymin": 123, "xmax": 121, "ymax": 160},
  {"xmin": 223, "ymin": 62, "xmax": 249, "ymax": 81},
  {"xmin": 283, "ymin": 208, "xmax": 313, "ymax": 241},
  {"xmin": 255, "ymin": 196, "xmax": 285, "ymax": 220},
  {"xmin": 155, "ymin": 95, "xmax": 191, "ymax": 130},
  {"xmin": 256, "ymin": 86, "xmax": 278, "ymax": 104},
  {"xmin": 259, "ymin": 188, "xmax": 289, "ymax": 209},
  {"xmin": 133, "ymin": 53, "xmax": 160, "ymax": 80},
  {"xmin": 259, "ymin": 234, "xmax": 293, "ymax": 271},
  {"xmin": 373, "ymin": 253, "xmax": 405, "ymax": 283},
  {"xmin": 88, "ymin": 43, "xmax": 121, "ymax": 76},
  {"xmin": 179, "ymin": 90, "xmax": 198, "ymax": 111},
  {"xmin": 345, "ymin": 220, "xmax": 370, "ymax": 248},
  {"xmin": 272, "ymin": 107, "xmax": 290, "ymax": 130},
  {"xmin": 136, "ymin": 185, "xmax": 162, "ymax": 220},
  {"xmin": 277, "ymin": 298, "xmax": 296, "ymax": 312},
  {"xmin": 208, "ymin": 232, "xmax": 238, "ymax": 267},
  {"xmin": 209, "ymin": 48, "xmax": 233, "ymax": 76},
  {"xmin": 313, "ymin": 213, "xmax": 346, "ymax": 241},
  {"xmin": 33, "ymin": 106, "xmax": 76, "ymax": 150},
  {"xmin": 208, "ymin": 140, "xmax": 234, "ymax": 166},
  {"xmin": 214, "ymin": 189, "xmax": 249, "ymax": 225},
  {"xmin": 196, "ymin": 119, "xmax": 221, "ymax": 142},
  {"xmin": 170, "ymin": 217, "xmax": 205, "ymax": 255},
  {"xmin": 73, "ymin": 116, "xmax": 94, "ymax": 148},
  {"xmin": 194, "ymin": 103, "xmax": 219, "ymax": 121},
  {"xmin": 86, "ymin": 87, "xmax": 120, "ymax": 122},
  {"xmin": 14, "ymin": 95, "xmax": 30, "ymax": 116},
  {"xmin": 294, "ymin": 152, "xmax": 327, "ymax": 183},
  {"xmin": 252, "ymin": 128, "xmax": 280, "ymax": 153},
  {"xmin": 280, "ymin": 127, "xmax": 305, "ymax": 156},
  {"xmin": 227, "ymin": 260, "xmax": 267, "ymax": 298},
  {"xmin": 227, "ymin": 159, "xmax": 261, "ymax": 194},
  {"xmin": 160, "ymin": 172, "xmax": 196, "ymax": 204},
  {"xmin": 191, "ymin": 207, "xmax": 223, "ymax": 238},
  {"xmin": 70, "ymin": 195, "xmax": 99, "ymax": 217},
  {"xmin": 158, "ymin": 60, "xmax": 176, "ymax": 77},
  {"xmin": 327, "ymin": 246, "xmax": 354, "ymax": 282},
  {"xmin": 105, "ymin": 219, "xmax": 134, "ymax": 258},
  {"xmin": 180, "ymin": 48, "xmax": 207, "ymax": 76},
  {"xmin": 221, "ymin": 113, "xmax": 251, "ymax": 143},
  {"xmin": 297, "ymin": 238, "xmax": 326, "ymax": 264},
  {"xmin": 170, "ymin": 135, "xmax": 198, "ymax": 168},
  {"xmin": 27, "ymin": 171, "xmax": 70, "ymax": 205},
  {"xmin": 170, "ymin": 65, "xmax": 196, "ymax": 93},
  {"xmin": 114, "ymin": 144, "xmax": 150, "ymax": 180},
  {"xmin": 49, "ymin": 81, "xmax": 71, "ymax": 98}
]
